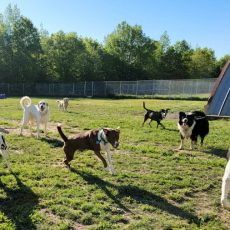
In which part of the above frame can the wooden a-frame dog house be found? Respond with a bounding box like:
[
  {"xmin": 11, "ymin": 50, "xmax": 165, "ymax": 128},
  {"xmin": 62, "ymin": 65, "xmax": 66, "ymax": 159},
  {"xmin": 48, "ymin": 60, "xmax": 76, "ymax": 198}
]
[{"xmin": 205, "ymin": 58, "xmax": 230, "ymax": 117}]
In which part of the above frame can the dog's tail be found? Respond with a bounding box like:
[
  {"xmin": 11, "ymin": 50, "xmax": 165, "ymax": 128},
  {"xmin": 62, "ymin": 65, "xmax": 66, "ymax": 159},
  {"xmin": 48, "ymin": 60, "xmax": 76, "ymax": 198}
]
[
  {"xmin": 57, "ymin": 124, "xmax": 68, "ymax": 142},
  {"xmin": 20, "ymin": 96, "xmax": 31, "ymax": 109},
  {"xmin": 143, "ymin": 101, "xmax": 149, "ymax": 111}
]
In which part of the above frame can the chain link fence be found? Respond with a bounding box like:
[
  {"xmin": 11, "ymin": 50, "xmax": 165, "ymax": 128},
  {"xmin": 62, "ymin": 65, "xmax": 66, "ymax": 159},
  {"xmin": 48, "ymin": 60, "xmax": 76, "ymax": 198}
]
[{"xmin": 0, "ymin": 79, "xmax": 216, "ymax": 98}]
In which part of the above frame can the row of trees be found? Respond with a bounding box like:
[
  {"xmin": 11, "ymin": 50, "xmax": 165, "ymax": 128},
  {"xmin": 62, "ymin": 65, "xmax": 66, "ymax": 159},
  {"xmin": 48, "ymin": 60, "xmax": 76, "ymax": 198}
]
[{"xmin": 0, "ymin": 5, "xmax": 229, "ymax": 83}]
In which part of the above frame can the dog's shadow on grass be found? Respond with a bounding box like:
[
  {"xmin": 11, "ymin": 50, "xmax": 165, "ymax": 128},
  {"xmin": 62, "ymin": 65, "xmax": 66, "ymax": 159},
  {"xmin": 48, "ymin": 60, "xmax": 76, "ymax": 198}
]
[
  {"xmin": 71, "ymin": 169, "xmax": 200, "ymax": 225},
  {"xmin": 163, "ymin": 127, "xmax": 178, "ymax": 132},
  {"xmin": 204, "ymin": 147, "xmax": 227, "ymax": 158},
  {"xmin": 66, "ymin": 111, "xmax": 80, "ymax": 115},
  {"xmin": 0, "ymin": 171, "xmax": 39, "ymax": 229},
  {"xmin": 71, "ymin": 168, "xmax": 131, "ymax": 213},
  {"xmin": 40, "ymin": 137, "xmax": 63, "ymax": 148}
]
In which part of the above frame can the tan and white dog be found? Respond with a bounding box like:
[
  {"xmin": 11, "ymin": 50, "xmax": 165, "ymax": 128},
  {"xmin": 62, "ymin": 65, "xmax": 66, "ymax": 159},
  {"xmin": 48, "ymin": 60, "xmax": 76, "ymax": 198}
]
[
  {"xmin": 56, "ymin": 98, "xmax": 69, "ymax": 111},
  {"xmin": 20, "ymin": 96, "xmax": 49, "ymax": 138},
  {"xmin": 221, "ymin": 148, "xmax": 230, "ymax": 208},
  {"xmin": 0, "ymin": 128, "xmax": 10, "ymax": 169}
]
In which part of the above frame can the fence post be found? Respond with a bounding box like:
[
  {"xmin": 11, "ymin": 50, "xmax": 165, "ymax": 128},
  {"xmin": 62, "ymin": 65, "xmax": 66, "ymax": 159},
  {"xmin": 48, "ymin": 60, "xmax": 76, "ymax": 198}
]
[
  {"xmin": 136, "ymin": 81, "xmax": 138, "ymax": 96},
  {"xmin": 119, "ymin": 81, "xmax": 121, "ymax": 95},
  {"xmin": 208, "ymin": 81, "xmax": 213, "ymax": 93},
  {"xmin": 182, "ymin": 81, "xmax": 185, "ymax": 95},
  {"xmin": 105, "ymin": 81, "xmax": 107, "ymax": 96},
  {"xmin": 92, "ymin": 81, "xmax": 94, "ymax": 97},
  {"xmin": 84, "ymin": 81, "xmax": 86, "ymax": 96},
  {"xmin": 195, "ymin": 80, "xmax": 198, "ymax": 95},
  {"xmin": 152, "ymin": 80, "xmax": 154, "ymax": 96},
  {"xmin": 168, "ymin": 80, "xmax": 171, "ymax": 96}
]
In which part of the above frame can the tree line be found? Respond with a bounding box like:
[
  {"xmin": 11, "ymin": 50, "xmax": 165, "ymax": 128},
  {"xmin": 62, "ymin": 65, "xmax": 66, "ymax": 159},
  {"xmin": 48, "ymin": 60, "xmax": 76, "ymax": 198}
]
[{"xmin": 0, "ymin": 5, "xmax": 229, "ymax": 83}]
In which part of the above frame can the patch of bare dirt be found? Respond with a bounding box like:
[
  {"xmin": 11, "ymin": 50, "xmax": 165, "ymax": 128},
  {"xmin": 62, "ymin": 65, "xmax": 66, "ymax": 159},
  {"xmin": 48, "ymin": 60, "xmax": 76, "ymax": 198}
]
[
  {"xmin": 4, "ymin": 121, "xmax": 61, "ymax": 137},
  {"xmin": 219, "ymin": 207, "xmax": 230, "ymax": 226},
  {"xmin": 40, "ymin": 208, "xmax": 87, "ymax": 230},
  {"xmin": 193, "ymin": 192, "xmax": 230, "ymax": 227},
  {"xmin": 166, "ymin": 112, "xmax": 178, "ymax": 119},
  {"xmin": 72, "ymin": 223, "xmax": 88, "ymax": 230}
]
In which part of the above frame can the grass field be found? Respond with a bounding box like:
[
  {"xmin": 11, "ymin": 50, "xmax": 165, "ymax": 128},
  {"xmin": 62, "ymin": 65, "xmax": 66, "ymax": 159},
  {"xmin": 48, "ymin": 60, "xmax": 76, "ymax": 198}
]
[{"xmin": 0, "ymin": 97, "xmax": 229, "ymax": 229}]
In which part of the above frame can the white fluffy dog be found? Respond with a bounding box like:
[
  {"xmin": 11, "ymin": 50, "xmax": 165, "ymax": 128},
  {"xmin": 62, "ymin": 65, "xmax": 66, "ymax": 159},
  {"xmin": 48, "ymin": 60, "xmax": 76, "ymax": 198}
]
[
  {"xmin": 20, "ymin": 96, "xmax": 49, "ymax": 138},
  {"xmin": 0, "ymin": 128, "xmax": 10, "ymax": 169},
  {"xmin": 56, "ymin": 97, "xmax": 69, "ymax": 111},
  {"xmin": 221, "ymin": 148, "xmax": 230, "ymax": 208}
]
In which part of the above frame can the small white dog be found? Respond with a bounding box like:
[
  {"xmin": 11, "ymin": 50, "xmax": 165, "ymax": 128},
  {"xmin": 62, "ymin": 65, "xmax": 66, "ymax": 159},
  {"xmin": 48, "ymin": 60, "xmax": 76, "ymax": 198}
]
[
  {"xmin": 56, "ymin": 97, "xmax": 69, "ymax": 111},
  {"xmin": 221, "ymin": 148, "xmax": 230, "ymax": 208},
  {"xmin": 20, "ymin": 96, "xmax": 49, "ymax": 138},
  {"xmin": 0, "ymin": 128, "xmax": 10, "ymax": 169}
]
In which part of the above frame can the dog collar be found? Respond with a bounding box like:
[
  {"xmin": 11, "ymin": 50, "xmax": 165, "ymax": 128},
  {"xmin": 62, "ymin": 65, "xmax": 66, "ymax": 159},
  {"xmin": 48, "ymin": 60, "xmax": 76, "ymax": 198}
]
[{"xmin": 96, "ymin": 129, "xmax": 109, "ymax": 145}]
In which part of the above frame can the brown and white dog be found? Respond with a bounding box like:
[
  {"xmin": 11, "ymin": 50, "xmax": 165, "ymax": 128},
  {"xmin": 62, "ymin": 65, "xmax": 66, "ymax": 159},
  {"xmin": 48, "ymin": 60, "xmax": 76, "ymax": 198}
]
[
  {"xmin": 0, "ymin": 128, "xmax": 10, "ymax": 169},
  {"xmin": 56, "ymin": 98, "xmax": 69, "ymax": 111},
  {"xmin": 20, "ymin": 96, "xmax": 49, "ymax": 138},
  {"xmin": 57, "ymin": 124, "xmax": 120, "ymax": 175},
  {"xmin": 221, "ymin": 148, "xmax": 230, "ymax": 208}
]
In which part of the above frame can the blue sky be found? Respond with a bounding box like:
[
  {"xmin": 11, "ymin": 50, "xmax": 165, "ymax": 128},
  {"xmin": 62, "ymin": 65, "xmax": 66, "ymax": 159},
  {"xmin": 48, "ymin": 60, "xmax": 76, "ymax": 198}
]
[{"xmin": 0, "ymin": 0, "xmax": 229, "ymax": 59}]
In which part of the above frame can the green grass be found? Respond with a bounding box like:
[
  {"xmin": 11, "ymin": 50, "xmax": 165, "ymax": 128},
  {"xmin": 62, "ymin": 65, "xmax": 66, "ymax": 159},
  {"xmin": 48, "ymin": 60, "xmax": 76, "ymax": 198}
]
[
  {"xmin": 112, "ymin": 93, "xmax": 210, "ymax": 101},
  {"xmin": 0, "ymin": 98, "xmax": 229, "ymax": 229}
]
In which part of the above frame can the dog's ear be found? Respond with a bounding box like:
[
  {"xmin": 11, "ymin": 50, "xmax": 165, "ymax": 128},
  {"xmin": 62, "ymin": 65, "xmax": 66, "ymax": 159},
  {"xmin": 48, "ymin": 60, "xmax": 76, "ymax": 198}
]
[
  {"xmin": 103, "ymin": 128, "xmax": 108, "ymax": 135},
  {"xmin": 116, "ymin": 127, "xmax": 120, "ymax": 133},
  {"xmin": 179, "ymin": 112, "xmax": 186, "ymax": 120}
]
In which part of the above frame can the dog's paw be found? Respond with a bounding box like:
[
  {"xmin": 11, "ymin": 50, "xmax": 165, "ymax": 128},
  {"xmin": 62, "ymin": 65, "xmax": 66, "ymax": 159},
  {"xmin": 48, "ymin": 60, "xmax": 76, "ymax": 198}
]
[
  {"xmin": 64, "ymin": 164, "xmax": 71, "ymax": 171},
  {"xmin": 111, "ymin": 170, "xmax": 117, "ymax": 176},
  {"xmin": 104, "ymin": 167, "xmax": 109, "ymax": 172},
  {"xmin": 109, "ymin": 166, "xmax": 116, "ymax": 175},
  {"xmin": 174, "ymin": 147, "xmax": 183, "ymax": 151},
  {"xmin": 221, "ymin": 199, "xmax": 230, "ymax": 208}
]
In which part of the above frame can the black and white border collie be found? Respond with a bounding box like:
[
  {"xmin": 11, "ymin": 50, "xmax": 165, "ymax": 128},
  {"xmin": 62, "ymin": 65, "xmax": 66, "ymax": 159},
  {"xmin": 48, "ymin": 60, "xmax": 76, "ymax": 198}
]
[{"xmin": 177, "ymin": 111, "xmax": 209, "ymax": 150}]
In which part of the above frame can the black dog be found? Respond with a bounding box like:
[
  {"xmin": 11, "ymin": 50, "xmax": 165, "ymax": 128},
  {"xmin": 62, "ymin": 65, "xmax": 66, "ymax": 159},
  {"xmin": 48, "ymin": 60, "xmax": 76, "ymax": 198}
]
[
  {"xmin": 142, "ymin": 102, "xmax": 170, "ymax": 128},
  {"xmin": 177, "ymin": 111, "xmax": 209, "ymax": 150}
]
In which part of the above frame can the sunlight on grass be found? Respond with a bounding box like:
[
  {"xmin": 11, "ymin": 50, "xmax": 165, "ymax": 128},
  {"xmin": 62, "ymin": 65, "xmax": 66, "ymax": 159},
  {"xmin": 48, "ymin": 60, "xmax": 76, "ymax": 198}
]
[{"xmin": 0, "ymin": 97, "xmax": 229, "ymax": 229}]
